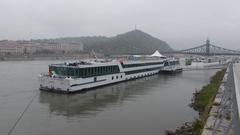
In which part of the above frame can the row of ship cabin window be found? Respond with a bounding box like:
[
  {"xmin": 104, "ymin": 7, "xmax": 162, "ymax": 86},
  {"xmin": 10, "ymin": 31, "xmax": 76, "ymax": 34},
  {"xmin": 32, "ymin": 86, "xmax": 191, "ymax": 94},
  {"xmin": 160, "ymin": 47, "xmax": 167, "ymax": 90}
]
[{"xmin": 51, "ymin": 66, "xmax": 120, "ymax": 77}]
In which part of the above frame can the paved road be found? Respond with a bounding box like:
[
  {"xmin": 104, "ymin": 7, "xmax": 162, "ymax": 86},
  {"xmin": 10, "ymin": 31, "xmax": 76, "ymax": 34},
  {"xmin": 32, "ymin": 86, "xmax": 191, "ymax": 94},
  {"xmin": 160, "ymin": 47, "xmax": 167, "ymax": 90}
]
[
  {"xmin": 232, "ymin": 63, "xmax": 240, "ymax": 134},
  {"xmin": 233, "ymin": 63, "xmax": 240, "ymax": 120}
]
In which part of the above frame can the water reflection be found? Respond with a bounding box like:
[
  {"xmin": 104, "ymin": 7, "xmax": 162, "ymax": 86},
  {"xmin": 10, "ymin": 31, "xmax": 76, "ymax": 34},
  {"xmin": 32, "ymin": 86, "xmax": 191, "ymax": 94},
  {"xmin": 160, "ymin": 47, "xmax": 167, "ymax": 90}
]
[
  {"xmin": 39, "ymin": 73, "xmax": 182, "ymax": 118},
  {"xmin": 0, "ymin": 60, "xmax": 218, "ymax": 135}
]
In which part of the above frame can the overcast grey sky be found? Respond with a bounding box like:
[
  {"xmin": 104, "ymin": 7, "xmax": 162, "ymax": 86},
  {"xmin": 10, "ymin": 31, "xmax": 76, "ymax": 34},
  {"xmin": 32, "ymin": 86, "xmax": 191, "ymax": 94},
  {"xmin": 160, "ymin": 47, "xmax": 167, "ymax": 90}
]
[{"xmin": 0, "ymin": 0, "xmax": 239, "ymax": 49}]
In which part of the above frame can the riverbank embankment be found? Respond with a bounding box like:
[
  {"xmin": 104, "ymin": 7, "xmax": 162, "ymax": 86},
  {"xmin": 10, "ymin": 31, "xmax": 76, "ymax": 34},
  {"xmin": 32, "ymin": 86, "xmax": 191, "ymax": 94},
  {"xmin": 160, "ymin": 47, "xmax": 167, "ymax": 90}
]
[
  {"xmin": 193, "ymin": 68, "xmax": 227, "ymax": 134},
  {"xmin": 201, "ymin": 64, "xmax": 240, "ymax": 135},
  {"xmin": 0, "ymin": 54, "xmax": 91, "ymax": 62},
  {"xmin": 166, "ymin": 68, "xmax": 226, "ymax": 135}
]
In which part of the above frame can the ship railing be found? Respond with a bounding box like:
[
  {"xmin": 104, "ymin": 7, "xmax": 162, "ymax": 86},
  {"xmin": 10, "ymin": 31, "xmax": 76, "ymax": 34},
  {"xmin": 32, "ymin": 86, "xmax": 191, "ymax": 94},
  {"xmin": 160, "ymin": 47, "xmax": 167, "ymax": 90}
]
[{"xmin": 39, "ymin": 73, "xmax": 79, "ymax": 79}]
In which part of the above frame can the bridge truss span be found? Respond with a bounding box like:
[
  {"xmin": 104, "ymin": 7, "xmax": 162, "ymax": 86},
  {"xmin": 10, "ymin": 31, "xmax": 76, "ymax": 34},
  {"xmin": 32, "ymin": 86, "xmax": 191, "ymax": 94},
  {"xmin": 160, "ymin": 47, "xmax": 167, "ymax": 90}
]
[{"xmin": 170, "ymin": 39, "xmax": 240, "ymax": 56}]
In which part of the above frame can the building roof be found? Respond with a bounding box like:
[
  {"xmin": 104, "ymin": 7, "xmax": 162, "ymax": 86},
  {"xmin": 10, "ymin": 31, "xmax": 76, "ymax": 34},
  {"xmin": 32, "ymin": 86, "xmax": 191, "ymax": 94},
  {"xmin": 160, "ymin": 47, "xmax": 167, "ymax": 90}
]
[{"xmin": 150, "ymin": 50, "xmax": 166, "ymax": 58}]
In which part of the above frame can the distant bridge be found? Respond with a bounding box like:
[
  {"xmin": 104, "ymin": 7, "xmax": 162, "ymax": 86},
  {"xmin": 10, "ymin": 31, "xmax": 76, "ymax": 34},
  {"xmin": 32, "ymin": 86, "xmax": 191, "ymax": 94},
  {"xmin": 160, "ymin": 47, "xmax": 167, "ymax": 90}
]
[{"xmin": 166, "ymin": 39, "xmax": 240, "ymax": 56}]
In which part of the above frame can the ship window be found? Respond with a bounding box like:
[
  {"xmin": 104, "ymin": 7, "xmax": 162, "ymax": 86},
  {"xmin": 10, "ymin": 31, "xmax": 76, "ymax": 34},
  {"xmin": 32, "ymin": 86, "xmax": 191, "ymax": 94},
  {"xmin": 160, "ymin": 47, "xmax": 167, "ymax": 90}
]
[
  {"xmin": 104, "ymin": 67, "xmax": 106, "ymax": 74},
  {"xmin": 116, "ymin": 76, "xmax": 118, "ymax": 79},
  {"xmin": 75, "ymin": 69, "xmax": 79, "ymax": 77},
  {"xmin": 94, "ymin": 67, "xmax": 98, "ymax": 75},
  {"xmin": 81, "ymin": 68, "xmax": 84, "ymax": 77},
  {"xmin": 105, "ymin": 66, "xmax": 108, "ymax": 74},
  {"xmin": 72, "ymin": 68, "xmax": 76, "ymax": 76},
  {"xmin": 95, "ymin": 67, "xmax": 98, "ymax": 75},
  {"xmin": 101, "ymin": 67, "xmax": 104, "ymax": 75},
  {"xmin": 97, "ymin": 67, "xmax": 100, "ymax": 75},
  {"xmin": 89, "ymin": 68, "xmax": 93, "ymax": 76},
  {"xmin": 164, "ymin": 62, "xmax": 169, "ymax": 66},
  {"xmin": 112, "ymin": 76, "xmax": 114, "ymax": 80},
  {"xmin": 80, "ymin": 69, "xmax": 83, "ymax": 77},
  {"xmin": 68, "ymin": 68, "xmax": 72, "ymax": 76},
  {"xmin": 93, "ymin": 67, "xmax": 96, "ymax": 75},
  {"xmin": 120, "ymin": 75, "xmax": 122, "ymax": 78},
  {"xmin": 111, "ymin": 66, "xmax": 113, "ymax": 73},
  {"xmin": 71, "ymin": 69, "xmax": 74, "ymax": 76},
  {"xmin": 88, "ymin": 68, "xmax": 91, "ymax": 76},
  {"xmin": 102, "ymin": 67, "xmax": 105, "ymax": 74},
  {"xmin": 86, "ymin": 68, "xmax": 89, "ymax": 77},
  {"xmin": 66, "ymin": 68, "xmax": 70, "ymax": 76},
  {"xmin": 99, "ymin": 67, "xmax": 102, "ymax": 75},
  {"xmin": 70, "ymin": 65, "xmax": 120, "ymax": 78},
  {"xmin": 72, "ymin": 68, "xmax": 75, "ymax": 76},
  {"xmin": 122, "ymin": 62, "xmax": 163, "ymax": 68},
  {"xmin": 106, "ymin": 67, "xmax": 109, "ymax": 73},
  {"xmin": 77, "ymin": 69, "xmax": 80, "ymax": 76},
  {"xmin": 83, "ymin": 68, "xmax": 87, "ymax": 77},
  {"xmin": 104, "ymin": 66, "xmax": 107, "ymax": 74},
  {"xmin": 69, "ymin": 68, "xmax": 74, "ymax": 76},
  {"xmin": 107, "ymin": 66, "xmax": 109, "ymax": 73},
  {"xmin": 96, "ymin": 67, "xmax": 98, "ymax": 75},
  {"xmin": 81, "ymin": 68, "xmax": 85, "ymax": 76},
  {"xmin": 112, "ymin": 66, "xmax": 114, "ymax": 72},
  {"xmin": 105, "ymin": 66, "xmax": 107, "ymax": 73}
]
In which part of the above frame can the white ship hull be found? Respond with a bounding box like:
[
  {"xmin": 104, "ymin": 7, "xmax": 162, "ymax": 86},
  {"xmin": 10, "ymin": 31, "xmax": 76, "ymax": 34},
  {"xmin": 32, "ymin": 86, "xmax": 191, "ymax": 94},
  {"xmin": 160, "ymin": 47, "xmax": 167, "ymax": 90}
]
[{"xmin": 39, "ymin": 60, "xmax": 163, "ymax": 93}]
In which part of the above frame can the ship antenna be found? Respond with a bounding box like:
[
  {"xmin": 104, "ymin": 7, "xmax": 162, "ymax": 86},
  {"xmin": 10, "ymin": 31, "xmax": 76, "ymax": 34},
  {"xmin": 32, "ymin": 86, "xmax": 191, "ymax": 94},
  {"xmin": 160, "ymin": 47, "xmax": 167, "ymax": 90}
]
[{"xmin": 91, "ymin": 50, "xmax": 98, "ymax": 60}]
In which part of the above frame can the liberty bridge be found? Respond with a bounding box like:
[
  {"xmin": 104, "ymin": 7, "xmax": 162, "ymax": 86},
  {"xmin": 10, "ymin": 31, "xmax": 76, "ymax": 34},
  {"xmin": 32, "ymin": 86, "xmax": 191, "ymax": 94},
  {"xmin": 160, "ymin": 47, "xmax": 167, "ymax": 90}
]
[
  {"xmin": 164, "ymin": 39, "xmax": 240, "ymax": 135},
  {"xmin": 166, "ymin": 39, "xmax": 240, "ymax": 56}
]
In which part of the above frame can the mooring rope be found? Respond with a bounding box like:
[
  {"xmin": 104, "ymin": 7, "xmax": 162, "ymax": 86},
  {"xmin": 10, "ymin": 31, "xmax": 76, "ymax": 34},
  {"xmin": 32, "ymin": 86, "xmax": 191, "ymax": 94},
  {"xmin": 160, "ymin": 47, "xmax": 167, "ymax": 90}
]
[{"xmin": 8, "ymin": 91, "xmax": 38, "ymax": 135}]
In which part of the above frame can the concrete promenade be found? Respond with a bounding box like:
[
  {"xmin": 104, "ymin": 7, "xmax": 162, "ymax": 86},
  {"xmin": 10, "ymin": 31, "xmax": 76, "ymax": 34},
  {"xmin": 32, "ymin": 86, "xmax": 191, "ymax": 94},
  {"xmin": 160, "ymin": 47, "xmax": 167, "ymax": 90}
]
[
  {"xmin": 233, "ymin": 63, "xmax": 240, "ymax": 122},
  {"xmin": 202, "ymin": 63, "xmax": 240, "ymax": 135}
]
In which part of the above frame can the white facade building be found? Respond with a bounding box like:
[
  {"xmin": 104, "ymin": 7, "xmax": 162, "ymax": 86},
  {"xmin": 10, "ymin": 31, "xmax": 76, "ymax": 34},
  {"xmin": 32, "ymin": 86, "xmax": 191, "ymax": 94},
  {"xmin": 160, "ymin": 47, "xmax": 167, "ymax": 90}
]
[
  {"xmin": 0, "ymin": 40, "xmax": 84, "ymax": 55},
  {"xmin": 0, "ymin": 40, "xmax": 24, "ymax": 55}
]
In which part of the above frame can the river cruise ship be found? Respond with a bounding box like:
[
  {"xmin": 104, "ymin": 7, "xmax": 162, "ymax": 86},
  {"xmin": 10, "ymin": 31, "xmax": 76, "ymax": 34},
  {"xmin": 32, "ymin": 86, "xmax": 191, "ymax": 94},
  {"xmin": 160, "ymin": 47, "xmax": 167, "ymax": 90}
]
[
  {"xmin": 39, "ymin": 57, "xmax": 166, "ymax": 93},
  {"xmin": 160, "ymin": 58, "xmax": 183, "ymax": 72}
]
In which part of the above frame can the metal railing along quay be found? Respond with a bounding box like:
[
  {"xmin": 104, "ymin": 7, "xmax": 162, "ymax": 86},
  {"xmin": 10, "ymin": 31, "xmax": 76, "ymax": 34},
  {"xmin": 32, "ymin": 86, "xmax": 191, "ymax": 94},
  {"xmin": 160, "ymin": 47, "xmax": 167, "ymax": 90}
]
[{"xmin": 202, "ymin": 63, "xmax": 240, "ymax": 135}]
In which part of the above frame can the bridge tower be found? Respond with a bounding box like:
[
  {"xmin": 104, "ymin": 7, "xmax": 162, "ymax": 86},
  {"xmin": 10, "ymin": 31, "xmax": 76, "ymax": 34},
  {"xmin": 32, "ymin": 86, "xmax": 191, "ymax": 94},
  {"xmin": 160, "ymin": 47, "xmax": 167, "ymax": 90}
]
[
  {"xmin": 177, "ymin": 38, "xmax": 240, "ymax": 55},
  {"xmin": 206, "ymin": 38, "xmax": 210, "ymax": 56}
]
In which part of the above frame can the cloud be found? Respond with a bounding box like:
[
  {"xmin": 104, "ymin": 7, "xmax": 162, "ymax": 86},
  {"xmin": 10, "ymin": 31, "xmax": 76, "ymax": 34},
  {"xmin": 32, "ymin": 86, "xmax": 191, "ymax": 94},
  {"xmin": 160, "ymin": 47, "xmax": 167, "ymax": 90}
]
[{"xmin": 0, "ymin": 0, "xmax": 239, "ymax": 49}]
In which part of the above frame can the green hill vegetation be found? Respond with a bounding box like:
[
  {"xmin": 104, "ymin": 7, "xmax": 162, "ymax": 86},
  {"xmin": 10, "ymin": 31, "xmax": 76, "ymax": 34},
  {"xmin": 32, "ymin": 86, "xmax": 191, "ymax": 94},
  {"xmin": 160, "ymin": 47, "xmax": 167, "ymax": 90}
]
[{"xmin": 56, "ymin": 30, "xmax": 173, "ymax": 55}]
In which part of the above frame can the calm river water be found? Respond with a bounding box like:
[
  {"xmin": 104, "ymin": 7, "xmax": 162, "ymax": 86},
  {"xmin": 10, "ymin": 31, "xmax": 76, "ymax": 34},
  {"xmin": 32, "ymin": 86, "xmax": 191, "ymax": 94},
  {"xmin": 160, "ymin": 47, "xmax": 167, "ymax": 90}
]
[{"xmin": 0, "ymin": 60, "xmax": 218, "ymax": 135}]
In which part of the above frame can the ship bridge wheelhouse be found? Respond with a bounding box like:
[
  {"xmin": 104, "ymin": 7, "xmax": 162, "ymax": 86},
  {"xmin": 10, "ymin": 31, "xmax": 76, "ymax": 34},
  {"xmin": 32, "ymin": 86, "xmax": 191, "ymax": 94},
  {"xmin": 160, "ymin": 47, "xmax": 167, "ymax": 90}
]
[{"xmin": 164, "ymin": 60, "xmax": 180, "ymax": 66}]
